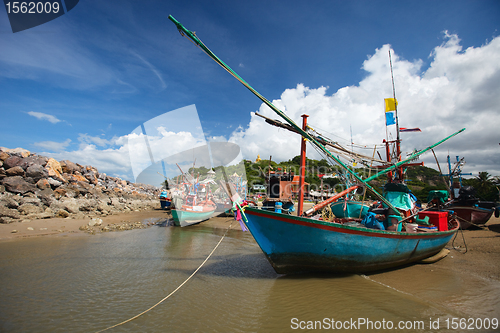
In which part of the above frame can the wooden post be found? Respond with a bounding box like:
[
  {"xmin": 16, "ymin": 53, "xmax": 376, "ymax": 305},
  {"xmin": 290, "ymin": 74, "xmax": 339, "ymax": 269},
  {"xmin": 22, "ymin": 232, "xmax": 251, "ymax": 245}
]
[{"xmin": 298, "ymin": 114, "xmax": 309, "ymax": 216}]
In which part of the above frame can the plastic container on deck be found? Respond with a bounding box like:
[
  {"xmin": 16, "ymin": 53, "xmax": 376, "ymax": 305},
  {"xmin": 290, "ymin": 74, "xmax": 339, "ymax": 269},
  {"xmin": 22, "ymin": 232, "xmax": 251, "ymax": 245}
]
[
  {"xmin": 418, "ymin": 211, "xmax": 449, "ymax": 231},
  {"xmin": 275, "ymin": 202, "xmax": 282, "ymax": 213},
  {"xmin": 405, "ymin": 223, "xmax": 418, "ymax": 233}
]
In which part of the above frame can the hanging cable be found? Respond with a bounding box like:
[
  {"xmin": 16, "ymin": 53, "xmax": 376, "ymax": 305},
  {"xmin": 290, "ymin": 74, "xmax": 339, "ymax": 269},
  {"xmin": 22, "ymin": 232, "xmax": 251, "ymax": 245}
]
[{"xmin": 95, "ymin": 220, "xmax": 234, "ymax": 332}]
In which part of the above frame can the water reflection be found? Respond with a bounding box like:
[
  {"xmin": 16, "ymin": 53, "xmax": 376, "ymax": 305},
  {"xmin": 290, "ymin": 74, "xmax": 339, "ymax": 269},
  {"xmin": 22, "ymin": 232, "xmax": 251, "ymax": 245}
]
[{"xmin": 0, "ymin": 226, "xmax": 498, "ymax": 332}]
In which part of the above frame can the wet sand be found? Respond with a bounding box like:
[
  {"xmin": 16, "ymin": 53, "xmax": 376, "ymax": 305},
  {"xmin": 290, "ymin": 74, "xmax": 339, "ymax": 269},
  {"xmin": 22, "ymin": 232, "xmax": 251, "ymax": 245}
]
[
  {"xmin": 1, "ymin": 205, "xmax": 499, "ymax": 284},
  {"xmin": 0, "ymin": 208, "xmax": 172, "ymax": 240}
]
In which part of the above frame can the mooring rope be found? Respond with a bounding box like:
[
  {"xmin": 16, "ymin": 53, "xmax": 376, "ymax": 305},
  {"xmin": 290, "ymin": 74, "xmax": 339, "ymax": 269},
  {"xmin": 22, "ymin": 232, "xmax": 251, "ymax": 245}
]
[
  {"xmin": 452, "ymin": 215, "xmax": 472, "ymax": 254},
  {"xmin": 95, "ymin": 220, "xmax": 234, "ymax": 332}
]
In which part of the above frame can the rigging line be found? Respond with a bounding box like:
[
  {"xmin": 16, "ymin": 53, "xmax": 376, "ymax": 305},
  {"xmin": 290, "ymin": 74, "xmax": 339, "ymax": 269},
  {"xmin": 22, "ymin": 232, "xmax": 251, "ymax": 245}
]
[
  {"xmin": 325, "ymin": 145, "xmax": 389, "ymax": 165},
  {"xmin": 306, "ymin": 127, "xmax": 388, "ymax": 164},
  {"xmin": 95, "ymin": 220, "xmax": 234, "ymax": 333},
  {"xmin": 308, "ymin": 123, "xmax": 381, "ymax": 149},
  {"xmin": 307, "ymin": 121, "xmax": 384, "ymax": 149},
  {"xmin": 306, "ymin": 122, "xmax": 351, "ymax": 143}
]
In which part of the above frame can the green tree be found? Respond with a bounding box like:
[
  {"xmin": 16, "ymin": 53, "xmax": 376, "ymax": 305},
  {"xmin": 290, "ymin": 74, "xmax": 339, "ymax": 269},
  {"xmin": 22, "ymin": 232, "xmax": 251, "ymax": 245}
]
[{"xmin": 474, "ymin": 171, "xmax": 497, "ymax": 201}]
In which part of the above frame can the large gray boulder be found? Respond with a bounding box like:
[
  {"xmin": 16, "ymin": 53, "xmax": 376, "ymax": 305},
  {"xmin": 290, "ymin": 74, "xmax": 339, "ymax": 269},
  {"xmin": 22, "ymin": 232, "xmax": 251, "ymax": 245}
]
[
  {"xmin": 18, "ymin": 155, "xmax": 48, "ymax": 170},
  {"xmin": 18, "ymin": 203, "xmax": 43, "ymax": 216},
  {"xmin": 3, "ymin": 156, "xmax": 22, "ymax": 169},
  {"xmin": 0, "ymin": 206, "xmax": 21, "ymax": 223},
  {"xmin": 1, "ymin": 176, "xmax": 37, "ymax": 194},
  {"xmin": 60, "ymin": 198, "xmax": 80, "ymax": 214},
  {"xmin": 6, "ymin": 166, "xmax": 25, "ymax": 177},
  {"xmin": 60, "ymin": 160, "xmax": 81, "ymax": 174},
  {"xmin": 26, "ymin": 164, "xmax": 48, "ymax": 181}
]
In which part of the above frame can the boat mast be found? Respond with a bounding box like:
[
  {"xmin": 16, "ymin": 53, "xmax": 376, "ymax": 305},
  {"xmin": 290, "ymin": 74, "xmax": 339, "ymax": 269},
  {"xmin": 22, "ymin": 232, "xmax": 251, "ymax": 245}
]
[
  {"xmin": 297, "ymin": 114, "xmax": 308, "ymax": 216},
  {"xmin": 389, "ymin": 50, "xmax": 401, "ymax": 148},
  {"xmin": 388, "ymin": 50, "xmax": 403, "ymax": 182}
]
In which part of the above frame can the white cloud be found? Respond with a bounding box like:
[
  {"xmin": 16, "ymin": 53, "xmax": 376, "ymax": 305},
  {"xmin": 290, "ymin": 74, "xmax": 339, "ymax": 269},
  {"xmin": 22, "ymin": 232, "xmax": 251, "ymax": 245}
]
[
  {"xmin": 27, "ymin": 111, "xmax": 61, "ymax": 124},
  {"xmin": 229, "ymin": 33, "xmax": 500, "ymax": 177},
  {"xmin": 34, "ymin": 139, "xmax": 71, "ymax": 152},
  {"xmin": 39, "ymin": 105, "xmax": 213, "ymax": 182},
  {"xmin": 40, "ymin": 129, "xmax": 211, "ymax": 182},
  {"xmin": 43, "ymin": 143, "xmax": 132, "ymax": 178},
  {"xmin": 130, "ymin": 50, "xmax": 167, "ymax": 90},
  {"xmin": 78, "ymin": 133, "xmax": 111, "ymax": 147}
]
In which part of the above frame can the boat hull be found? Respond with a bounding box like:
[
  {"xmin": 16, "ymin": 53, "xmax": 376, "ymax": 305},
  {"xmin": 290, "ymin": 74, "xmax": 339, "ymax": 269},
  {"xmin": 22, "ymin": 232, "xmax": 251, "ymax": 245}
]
[
  {"xmin": 172, "ymin": 207, "xmax": 216, "ymax": 227},
  {"xmin": 445, "ymin": 205, "xmax": 493, "ymax": 229},
  {"xmin": 215, "ymin": 202, "xmax": 233, "ymax": 217},
  {"xmin": 244, "ymin": 207, "xmax": 458, "ymax": 274},
  {"xmin": 160, "ymin": 199, "xmax": 171, "ymax": 209}
]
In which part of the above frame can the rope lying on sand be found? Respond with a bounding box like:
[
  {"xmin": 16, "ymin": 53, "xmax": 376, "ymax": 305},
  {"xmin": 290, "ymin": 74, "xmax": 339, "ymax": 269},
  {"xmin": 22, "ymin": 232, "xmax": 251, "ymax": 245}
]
[{"xmin": 95, "ymin": 220, "xmax": 234, "ymax": 332}]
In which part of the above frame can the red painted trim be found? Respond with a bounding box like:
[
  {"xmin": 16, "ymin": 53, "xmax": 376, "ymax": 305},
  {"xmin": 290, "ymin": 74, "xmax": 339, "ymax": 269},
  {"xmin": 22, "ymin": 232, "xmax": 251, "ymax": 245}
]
[{"xmin": 245, "ymin": 208, "xmax": 457, "ymax": 240}]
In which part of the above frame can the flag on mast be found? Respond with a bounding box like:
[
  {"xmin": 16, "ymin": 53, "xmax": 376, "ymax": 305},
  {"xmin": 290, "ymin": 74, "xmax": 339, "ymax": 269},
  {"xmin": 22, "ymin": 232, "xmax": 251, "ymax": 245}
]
[
  {"xmin": 384, "ymin": 98, "xmax": 397, "ymax": 126},
  {"xmin": 385, "ymin": 98, "xmax": 398, "ymax": 112}
]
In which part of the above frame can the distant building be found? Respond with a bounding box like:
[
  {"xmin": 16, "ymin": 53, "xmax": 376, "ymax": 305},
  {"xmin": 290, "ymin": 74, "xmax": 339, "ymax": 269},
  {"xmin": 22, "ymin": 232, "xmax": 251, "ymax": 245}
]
[{"xmin": 252, "ymin": 184, "xmax": 266, "ymax": 192}]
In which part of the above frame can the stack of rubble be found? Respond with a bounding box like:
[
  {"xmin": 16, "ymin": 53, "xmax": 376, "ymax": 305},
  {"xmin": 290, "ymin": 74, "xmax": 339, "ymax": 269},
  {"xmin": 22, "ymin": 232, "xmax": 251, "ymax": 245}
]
[{"xmin": 0, "ymin": 147, "xmax": 160, "ymax": 223}]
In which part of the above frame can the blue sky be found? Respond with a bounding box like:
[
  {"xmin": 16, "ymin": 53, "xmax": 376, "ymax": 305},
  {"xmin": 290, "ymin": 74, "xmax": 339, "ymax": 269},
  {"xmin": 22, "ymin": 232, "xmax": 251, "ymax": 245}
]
[{"xmin": 1, "ymin": 0, "xmax": 499, "ymax": 184}]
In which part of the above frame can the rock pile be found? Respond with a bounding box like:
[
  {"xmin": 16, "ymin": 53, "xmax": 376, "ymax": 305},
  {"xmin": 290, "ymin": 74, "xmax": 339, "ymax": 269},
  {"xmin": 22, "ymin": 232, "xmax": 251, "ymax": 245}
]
[{"xmin": 0, "ymin": 147, "xmax": 160, "ymax": 224}]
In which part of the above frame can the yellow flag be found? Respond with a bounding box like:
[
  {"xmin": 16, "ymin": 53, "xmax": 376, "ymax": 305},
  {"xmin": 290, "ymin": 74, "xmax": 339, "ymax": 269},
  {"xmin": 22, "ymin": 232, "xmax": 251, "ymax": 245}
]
[{"xmin": 385, "ymin": 98, "xmax": 398, "ymax": 112}]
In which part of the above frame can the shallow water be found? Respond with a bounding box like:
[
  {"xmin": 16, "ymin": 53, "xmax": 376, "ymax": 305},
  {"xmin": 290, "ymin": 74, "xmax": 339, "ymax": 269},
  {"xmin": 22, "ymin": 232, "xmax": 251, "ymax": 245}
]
[{"xmin": 0, "ymin": 224, "xmax": 498, "ymax": 332}]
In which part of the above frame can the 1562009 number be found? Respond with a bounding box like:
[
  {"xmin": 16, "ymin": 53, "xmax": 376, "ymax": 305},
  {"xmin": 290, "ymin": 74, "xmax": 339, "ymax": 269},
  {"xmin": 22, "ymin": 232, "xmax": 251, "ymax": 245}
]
[
  {"xmin": 5, "ymin": 2, "xmax": 60, "ymax": 14},
  {"xmin": 445, "ymin": 317, "xmax": 498, "ymax": 330}
]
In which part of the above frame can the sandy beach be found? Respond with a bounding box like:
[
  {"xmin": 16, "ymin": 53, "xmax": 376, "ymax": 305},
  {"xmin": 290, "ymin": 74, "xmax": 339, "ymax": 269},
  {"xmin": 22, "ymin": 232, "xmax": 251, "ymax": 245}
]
[
  {"xmin": 1, "ymin": 204, "xmax": 499, "ymax": 330},
  {"xmin": 1, "ymin": 206, "xmax": 499, "ymax": 283},
  {"xmin": 1, "ymin": 207, "xmax": 498, "ymax": 273},
  {"xmin": 0, "ymin": 208, "xmax": 171, "ymax": 240}
]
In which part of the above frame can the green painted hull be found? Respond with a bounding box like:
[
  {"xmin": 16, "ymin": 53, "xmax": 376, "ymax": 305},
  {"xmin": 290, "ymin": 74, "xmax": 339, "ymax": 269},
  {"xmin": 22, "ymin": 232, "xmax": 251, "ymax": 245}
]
[{"xmin": 172, "ymin": 208, "xmax": 216, "ymax": 227}]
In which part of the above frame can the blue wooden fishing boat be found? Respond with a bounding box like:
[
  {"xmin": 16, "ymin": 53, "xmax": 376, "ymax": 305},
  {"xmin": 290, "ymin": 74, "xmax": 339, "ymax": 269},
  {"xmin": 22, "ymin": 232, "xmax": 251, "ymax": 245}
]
[
  {"xmin": 244, "ymin": 206, "xmax": 459, "ymax": 273},
  {"xmin": 169, "ymin": 16, "xmax": 465, "ymax": 273}
]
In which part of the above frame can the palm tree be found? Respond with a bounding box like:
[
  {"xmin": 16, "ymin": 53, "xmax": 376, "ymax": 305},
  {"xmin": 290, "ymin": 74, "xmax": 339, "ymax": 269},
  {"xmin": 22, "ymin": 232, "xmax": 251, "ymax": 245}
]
[
  {"xmin": 475, "ymin": 171, "xmax": 494, "ymax": 200},
  {"xmin": 476, "ymin": 171, "xmax": 492, "ymax": 186}
]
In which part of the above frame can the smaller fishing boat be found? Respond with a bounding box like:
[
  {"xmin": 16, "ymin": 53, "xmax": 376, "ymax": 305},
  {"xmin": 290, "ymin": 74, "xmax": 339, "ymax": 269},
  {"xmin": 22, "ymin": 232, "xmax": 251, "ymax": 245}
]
[
  {"xmin": 172, "ymin": 192, "xmax": 217, "ymax": 227},
  {"xmin": 428, "ymin": 187, "xmax": 498, "ymax": 229},
  {"xmin": 170, "ymin": 163, "xmax": 218, "ymax": 227},
  {"xmin": 430, "ymin": 156, "xmax": 499, "ymax": 229},
  {"xmin": 159, "ymin": 190, "xmax": 172, "ymax": 209}
]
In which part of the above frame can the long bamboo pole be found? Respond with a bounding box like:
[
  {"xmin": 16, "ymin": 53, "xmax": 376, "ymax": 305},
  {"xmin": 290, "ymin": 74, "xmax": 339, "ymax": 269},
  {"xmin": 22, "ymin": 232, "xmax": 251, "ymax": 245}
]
[{"xmin": 168, "ymin": 15, "xmax": 465, "ymax": 216}]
